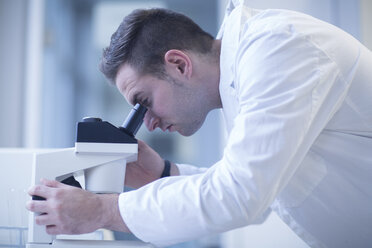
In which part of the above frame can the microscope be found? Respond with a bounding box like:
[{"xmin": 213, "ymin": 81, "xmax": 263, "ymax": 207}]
[{"xmin": 26, "ymin": 104, "xmax": 154, "ymax": 248}]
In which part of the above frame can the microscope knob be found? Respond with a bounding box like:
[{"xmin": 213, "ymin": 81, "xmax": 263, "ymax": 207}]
[
  {"xmin": 32, "ymin": 176, "xmax": 82, "ymax": 201},
  {"xmin": 82, "ymin": 117, "xmax": 102, "ymax": 122}
]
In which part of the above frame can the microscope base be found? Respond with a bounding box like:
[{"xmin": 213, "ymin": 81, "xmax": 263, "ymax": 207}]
[{"xmin": 27, "ymin": 239, "xmax": 154, "ymax": 248}]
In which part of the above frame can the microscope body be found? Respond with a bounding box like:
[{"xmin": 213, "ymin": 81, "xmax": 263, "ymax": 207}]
[
  {"xmin": 27, "ymin": 146, "xmax": 136, "ymax": 246},
  {"xmin": 26, "ymin": 105, "xmax": 153, "ymax": 248}
]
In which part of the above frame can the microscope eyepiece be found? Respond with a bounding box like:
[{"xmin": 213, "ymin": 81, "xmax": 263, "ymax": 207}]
[{"xmin": 120, "ymin": 103, "xmax": 147, "ymax": 136}]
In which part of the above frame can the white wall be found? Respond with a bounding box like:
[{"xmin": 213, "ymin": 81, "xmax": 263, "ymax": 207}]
[
  {"xmin": 360, "ymin": 0, "xmax": 372, "ymax": 50},
  {"xmin": 0, "ymin": 0, "xmax": 27, "ymax": 147},
  {"xmin": 0, "ymin": 0, "xmax": 45, "ymax": 148}
]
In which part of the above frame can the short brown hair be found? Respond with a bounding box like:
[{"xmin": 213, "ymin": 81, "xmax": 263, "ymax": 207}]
[{"xmin": 99, "ymin": 8, "xmax": 214, "ymax": 84}]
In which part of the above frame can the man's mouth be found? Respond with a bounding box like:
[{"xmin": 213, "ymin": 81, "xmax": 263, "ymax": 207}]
[{"xmin": 167, "ymin": 124, "xmax": 175, "ymax": 132}]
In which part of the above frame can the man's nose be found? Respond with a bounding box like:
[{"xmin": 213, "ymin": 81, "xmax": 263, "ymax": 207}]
[{"xmin": 144, "ymin": 111, "xmax": 160, "ymax": 131}]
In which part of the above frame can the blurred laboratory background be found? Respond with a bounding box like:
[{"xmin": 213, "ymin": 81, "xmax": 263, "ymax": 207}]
[{"xmin": 0, "ymin": 0, "xmax": 371, "ymax": 247}]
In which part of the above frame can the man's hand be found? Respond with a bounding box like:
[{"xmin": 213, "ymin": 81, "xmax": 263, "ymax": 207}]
[
  {"xmin": 26, "ymin": 178, "xmax": 129, "ymax": 235},
  {"xmin": 125, "ymin": 140, "xmax": 179, "ymax": 188}
]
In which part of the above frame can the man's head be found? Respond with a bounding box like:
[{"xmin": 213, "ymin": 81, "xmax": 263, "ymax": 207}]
[
  {"xmin": 100, "ymin": 8, "xmax": 221, "ymax": 136},
  {"xmin": 100, "ymin": 8, "xmax": 214, "ymax": 84}
]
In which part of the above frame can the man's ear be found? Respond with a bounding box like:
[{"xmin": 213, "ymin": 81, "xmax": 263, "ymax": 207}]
[{"xmin": 164, "ymin": 50, "xmax": 192, "ymax": 79}]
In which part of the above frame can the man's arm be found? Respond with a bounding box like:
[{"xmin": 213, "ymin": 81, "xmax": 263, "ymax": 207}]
[
  {"xmin": 125, "ymin": 140, "xmax": 180, "ymax": 189},
  {"xmin": 125, "ymin": 140, "xmax": 206, "ymax": 188}
]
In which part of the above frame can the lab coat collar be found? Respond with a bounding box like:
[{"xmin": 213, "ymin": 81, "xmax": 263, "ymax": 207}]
[{"xmin": 217, "ymin": 2, "xmax": 262, "ymax": 133}]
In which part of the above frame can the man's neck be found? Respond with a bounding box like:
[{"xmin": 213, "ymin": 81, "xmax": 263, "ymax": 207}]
[{"xmin": 190, "ymin": 39, "xmax": 222, "ymax": 111}]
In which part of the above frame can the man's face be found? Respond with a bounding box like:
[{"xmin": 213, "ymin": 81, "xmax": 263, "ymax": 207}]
[{"xmin": 115, "ymin": 63, "xmax": 208, "ymax": 136}]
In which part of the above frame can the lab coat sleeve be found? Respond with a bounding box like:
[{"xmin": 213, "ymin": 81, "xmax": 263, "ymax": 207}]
[
  {"xmin": 176, "ymin": 163, "xmax": 208, "ymax": 175},
  {"xmin": 118, "ymin": 26, "xmax": 354, "ymax": 247}
]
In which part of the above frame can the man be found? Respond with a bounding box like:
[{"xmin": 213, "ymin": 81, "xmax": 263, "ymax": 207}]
[{"xmin": 27, "ymin": 1, "xmax": 372, "ymax": 247}]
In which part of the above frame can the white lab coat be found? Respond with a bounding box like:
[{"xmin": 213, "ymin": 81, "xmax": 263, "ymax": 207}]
[{"xmin": 119, "ymin": 1, "xmax": 372, "ymax": 247}]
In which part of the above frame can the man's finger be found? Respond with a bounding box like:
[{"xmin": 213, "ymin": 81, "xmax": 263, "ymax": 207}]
[
  {"xmin": 40, "ymin": 178, "xmax": 65, "ymax": 188},
  {"xmin": 28, "ymin": 184, "xmax": 53, "ymax": 199},
  {"xmin": 26, "ymin": 200, "xmax": 49, "ymax": 213},
  {"xmin": 35, "ymin": 213, "xmax": 54, "ymax": 226},
  {"xmin": 45, "ymin": 225, "xmax": 60, "ymax": 235}
]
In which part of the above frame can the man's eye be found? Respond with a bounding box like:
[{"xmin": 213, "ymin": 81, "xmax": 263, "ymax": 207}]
[{"xmin": 141, "ymin": 98, "xmax": 150, "ymax": 107}]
